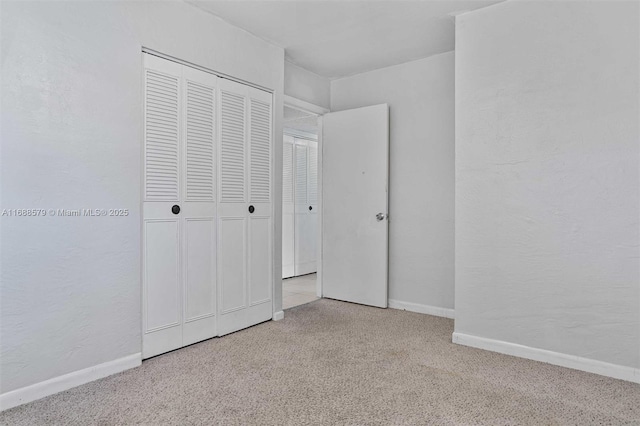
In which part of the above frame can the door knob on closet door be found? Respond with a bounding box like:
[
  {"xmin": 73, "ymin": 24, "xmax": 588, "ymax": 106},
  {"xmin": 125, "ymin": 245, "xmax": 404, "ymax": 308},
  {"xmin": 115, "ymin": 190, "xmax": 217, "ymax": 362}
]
[
  {"xmin": 376, "ymin": 213, "xmax": 387, "ymax": 221},
  {"xmin": 172, "ymin": 205, "xmax": 180, "ymax": 215},
  {"xmin": 308, "ymin": 206, "xmax": 313, "ymax": 211},
  {"xmin": 248, "ymin": 205, "xmax": 255, "ymax": 214}
]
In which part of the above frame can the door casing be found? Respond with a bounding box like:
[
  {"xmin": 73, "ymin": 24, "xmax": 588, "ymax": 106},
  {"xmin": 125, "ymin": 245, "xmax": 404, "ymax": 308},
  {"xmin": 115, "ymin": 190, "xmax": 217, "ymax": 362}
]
[{"xmin": 282, "ymin": 95, "xmax": 328, "ymax": 299}]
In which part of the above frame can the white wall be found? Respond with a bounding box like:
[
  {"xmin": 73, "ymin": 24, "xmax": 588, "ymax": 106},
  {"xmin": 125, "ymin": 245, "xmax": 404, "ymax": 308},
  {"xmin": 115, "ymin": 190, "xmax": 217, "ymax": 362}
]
[
  {"xmin": 284, "ymin": 61, "xmax": 331, "ymax": 110},
  {"xmin": 331, "ymin": 53, "xmax": 455, "ymax": 313},
  {"xmin": 455, "ymin": 0, "xmax": 639, "ymax": 371},
  {"xmin": 0, "ymin": 0, "xmax": 284, "ymax": 395}
]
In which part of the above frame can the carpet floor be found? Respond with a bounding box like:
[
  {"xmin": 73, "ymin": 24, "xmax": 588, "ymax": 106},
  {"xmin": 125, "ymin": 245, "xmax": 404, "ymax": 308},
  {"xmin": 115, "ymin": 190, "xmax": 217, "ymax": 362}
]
[{"xmin": 2, "ymin": 299, "xmax": 639, "ymax": 425}]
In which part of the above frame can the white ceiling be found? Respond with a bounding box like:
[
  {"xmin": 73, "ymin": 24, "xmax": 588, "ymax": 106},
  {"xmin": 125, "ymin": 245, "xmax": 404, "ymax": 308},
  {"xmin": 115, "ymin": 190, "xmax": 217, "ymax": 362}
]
[{"xmin": 188, "ymin": 0, "xmax": 501, "ymax": 79}]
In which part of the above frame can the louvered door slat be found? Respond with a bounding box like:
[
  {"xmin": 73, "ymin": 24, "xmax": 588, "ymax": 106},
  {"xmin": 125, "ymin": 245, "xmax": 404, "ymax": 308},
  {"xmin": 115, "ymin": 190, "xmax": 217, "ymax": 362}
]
[
  {"xmin": 283, "ymin": 141, "xmax": 294, "ymax": 203},
  {"xmin": 145, "ymin": 70, "xmax": 179, "ymax": 201},
  {"xmin": 220, "ymin": 90, "xmax": 246, "ymax": 203},
  {"xmin": 250, "ymin": 99, "xmax": 271, "ymax": 203},
  {"xmin": 186, "ymin": 80, "xmax": 215, "ymax": 201},
  {"xmin": 295, "ymin": 144, "xmax": 308, "ymax": 205},
  {"xmin": 308, "ymin": 144, "xmax": 318, "ymax": 205}
]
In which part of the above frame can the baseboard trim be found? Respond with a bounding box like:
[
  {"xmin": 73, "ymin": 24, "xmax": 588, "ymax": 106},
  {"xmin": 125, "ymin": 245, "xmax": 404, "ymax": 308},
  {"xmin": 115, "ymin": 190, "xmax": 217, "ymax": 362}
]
[
  {"xmin": 388, "ymin": 299, "xmax": 455, "ymax": 319},
  {"xmin": 452, "ymin": 332, "xmax": 640, "ymax": 384},
  {"xmin": 273, "ymin": 310, "xmax": 285, "ymax": 321},
  {"xmin": 0, "ymin": 353, "xmax": 142, "ymax": 411}
]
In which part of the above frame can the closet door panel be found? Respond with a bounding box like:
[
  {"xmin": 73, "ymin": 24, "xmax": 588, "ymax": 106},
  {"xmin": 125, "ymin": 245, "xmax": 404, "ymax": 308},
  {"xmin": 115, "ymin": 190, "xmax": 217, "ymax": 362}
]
[
  {"xmin": 145, "ymin": 220, "xmax": 181, "ymax": 331},
  {"xmin": 295, "ymin": 144, "xmax": 308, "ymax": 206},
  {"xmin": 143, "ymin": 54, "xmax": 182, "ymax": 205},
  {"xmin": 282, "ymin": 213, "xmax": 295, "ymax": 278},
  {"xmin": 144, "ymin": 66, "xmax": 180, "ymax": 202},
  {"xmin": 249, "ymin": 98, "xmax": 271, "ymax": 203},
  {"xmin": 219, "ymin": 217, "xmax": 246, "ymax": 313},
  {"xmin": 218, "ymin": 78, "xmax": 248, "ymax": 317},
  {"xmin": 293, "ymin": 142, "xmax": 308, "ymax": 276},
  {"xmin": 183, "ymin": 218, "xmax": 217, "ymax": 345},
  {"xmin": 246, "ymin": 86, "xmax": 273, "ymax": 321},
  {"xmin": 143, "ymin": 220, "xmax": 182, "ymax": 358},
  {"xmin": 307, "ymin": 142, "xmax": 318, "ymax": 271},
  {"xmin": 142, "ymin": 54, "xmax": 183, "ymax": 359},
  {"xmin": 220, "ymin": 88, "xmax": 246, "ymax": 203},
  {"xmin": 295, "ymin": 213, "xmax": 317, "ymax": 275},
  {"xmin": 184, "ymin": 77, "xmax": 215, "ymax": 202},
  {"xmin": 183, "ymin": 219, "xmax": 215, "ymax": 320},
  {"xmin": 217, "ymin": 78, "xmax": 250, "ymax": 335},
  {"xmin": 282, "ymin": 136, "xmax": 295, "ymax": 278},
  {"xmin": 249, "ymin": 216, "xmax": 271, "ymax": 305},
  {"xmin": 308, "ymin": 143, "xmax": 318, "ymax": 207},
  {"xmin": 283, "ymin": 136, "xmax": 295, "ymax": 204},
  {"xmin": 181, "ymin": 65, "xmax": 217, "ymax": 347},
  {"xmin": 294, "ymin": 140, "xmax": 317, "ymax": 276}
]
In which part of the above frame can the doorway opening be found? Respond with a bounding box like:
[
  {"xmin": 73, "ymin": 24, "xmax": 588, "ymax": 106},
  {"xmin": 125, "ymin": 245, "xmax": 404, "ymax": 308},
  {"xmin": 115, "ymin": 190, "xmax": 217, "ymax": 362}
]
[
  {"xmin": 282, "ymin": 102, "xmax": 321, "ymax": 309},
  {"xmin": 281, "ymin": 99, "xmax": 389, "ymax": 311}
]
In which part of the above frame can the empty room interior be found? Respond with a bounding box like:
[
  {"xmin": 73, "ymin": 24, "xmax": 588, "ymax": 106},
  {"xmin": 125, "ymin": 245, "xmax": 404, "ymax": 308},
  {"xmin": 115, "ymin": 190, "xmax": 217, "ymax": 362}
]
[{"xmin": 1, "ymin": 0, "xmax": 639, "ymax": 424}]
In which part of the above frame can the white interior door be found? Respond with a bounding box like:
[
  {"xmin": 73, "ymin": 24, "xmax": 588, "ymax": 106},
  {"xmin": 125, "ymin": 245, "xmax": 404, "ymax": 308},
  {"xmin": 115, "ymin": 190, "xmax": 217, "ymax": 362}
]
[
  {"xmin": 142, "ymin": 54, "xmax": 217, "ymax": 359},
  {"xmin": 282, "ymin": 135, "xmax": 295, "ymax": 278},
  {"xmin": 321, "ymin": 104, "xmax": 389, "ymax": 308}
]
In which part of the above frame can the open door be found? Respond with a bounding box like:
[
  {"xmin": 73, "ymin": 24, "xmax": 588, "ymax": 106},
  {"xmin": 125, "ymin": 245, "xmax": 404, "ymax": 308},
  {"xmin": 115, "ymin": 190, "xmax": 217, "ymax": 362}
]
[{"xmin": 322, "ymin": 104, "xmax": 389, "ymax": 308}]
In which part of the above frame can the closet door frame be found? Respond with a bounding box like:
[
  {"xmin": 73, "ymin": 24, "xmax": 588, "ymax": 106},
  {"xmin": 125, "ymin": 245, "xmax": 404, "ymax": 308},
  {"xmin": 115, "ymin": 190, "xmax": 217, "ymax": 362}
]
[{"xmin": 283, "ymin": 95, "xmax": 328, "ymax": 299}]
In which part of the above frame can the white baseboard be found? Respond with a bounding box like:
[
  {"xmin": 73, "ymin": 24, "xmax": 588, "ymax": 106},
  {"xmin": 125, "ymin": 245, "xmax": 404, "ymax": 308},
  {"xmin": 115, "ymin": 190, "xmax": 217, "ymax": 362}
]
[
  {"xmin": 273, "ymin": 310, "xmax": 285, "ymax": 321},
  {"xmin": 388, "ymin": 299, "xmax": 455, "ymax": 319},
  {"xmin": 0, "ymin": 353, "xmax": 142, "ymax": 411},
  {"xmin": 452, "ymin": 332, "xmax": 640, "ymax": 384}
]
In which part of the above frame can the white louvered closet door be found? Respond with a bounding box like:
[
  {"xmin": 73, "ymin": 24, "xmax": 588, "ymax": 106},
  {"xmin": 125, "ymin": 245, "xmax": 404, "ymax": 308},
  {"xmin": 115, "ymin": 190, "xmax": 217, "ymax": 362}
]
[
  {"xmin": 217, "ymin": 77, "xmax": 273, "ymax": 336},
  {"xmin": 294, "ymin": 139, "xmax": 318, "ymax": 276},
  {"xmin": 282, "ymin": 135, "xmax": 295, "ymax": 278},
  {"xmin": 142, "ymin": 54, "xmax": 217, "ymax": 358},
  {"xmin": 180, "ymin": 65, "xmax": 217, "ymax": 348},
  {"xmin": 306, "ymin": 141, "xmax": 318, "ymax": 270}
]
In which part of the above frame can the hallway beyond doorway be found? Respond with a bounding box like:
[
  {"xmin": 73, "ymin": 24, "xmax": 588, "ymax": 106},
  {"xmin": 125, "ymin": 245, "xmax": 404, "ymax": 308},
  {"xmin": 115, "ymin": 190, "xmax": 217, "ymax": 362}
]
[{"xmin": 283, "ymin": 273, "xmax": 318, "ymax": 309}]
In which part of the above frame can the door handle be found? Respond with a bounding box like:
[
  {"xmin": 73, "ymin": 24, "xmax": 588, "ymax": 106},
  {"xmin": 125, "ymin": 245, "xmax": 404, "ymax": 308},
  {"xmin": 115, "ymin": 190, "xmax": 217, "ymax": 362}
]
[
  {"xmin": 309, "ymin": 206, "xmax": 313, "ymax": 211},
  {"xmin": 172, "ymin": 205, "xmax": 180, "ymax": 215},
  {"xmin": 376, "ymin": 213, "xmax": 387, "ymax": 221},
  {"xmin": 248, "ymin": 205, "xmax": 255, "ymax": 214}
]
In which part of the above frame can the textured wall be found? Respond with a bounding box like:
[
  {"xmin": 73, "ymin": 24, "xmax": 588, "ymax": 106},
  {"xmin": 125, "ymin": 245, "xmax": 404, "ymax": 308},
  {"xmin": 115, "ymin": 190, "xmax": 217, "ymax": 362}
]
[
  {"xmin": 0, "ymin": 0, "xmax": 284, "ymax": 394},
  {"xmin": 331, "ymin": 53, "xmax": 455, "ymax": 311},
  {"xmin": 455, "ymin": 0, "xmax": 639, "ymax": 368}
]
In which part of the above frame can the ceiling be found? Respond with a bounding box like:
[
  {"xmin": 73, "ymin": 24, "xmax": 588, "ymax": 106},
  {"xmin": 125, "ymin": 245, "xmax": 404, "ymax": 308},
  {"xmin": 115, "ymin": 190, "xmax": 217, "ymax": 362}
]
[{"xmin": 188, "ymin": 0, "xmax": 501, "ymax": 79}]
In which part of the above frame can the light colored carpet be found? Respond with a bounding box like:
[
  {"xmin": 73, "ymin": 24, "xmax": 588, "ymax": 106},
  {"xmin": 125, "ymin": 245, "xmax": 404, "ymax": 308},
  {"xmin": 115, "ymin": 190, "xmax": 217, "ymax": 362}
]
[{"xmin": 2, "ymin": 299, "xmax": 639, "ymax": 425}]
